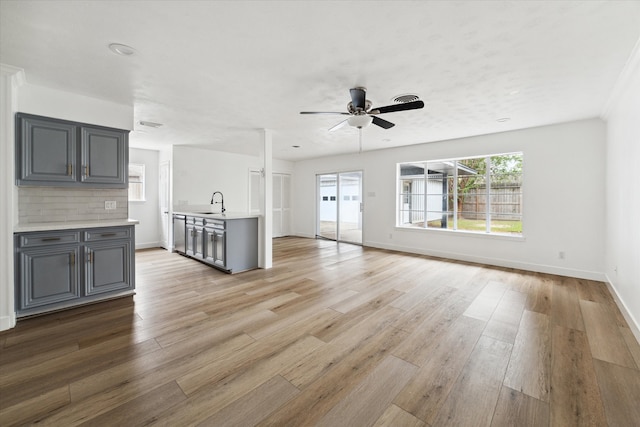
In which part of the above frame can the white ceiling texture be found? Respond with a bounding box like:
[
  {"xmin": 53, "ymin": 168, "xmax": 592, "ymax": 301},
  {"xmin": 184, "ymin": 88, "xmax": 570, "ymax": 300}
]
[{"xmin": 1, "ymin": 1, "xmax": 639, "ymax": 161}]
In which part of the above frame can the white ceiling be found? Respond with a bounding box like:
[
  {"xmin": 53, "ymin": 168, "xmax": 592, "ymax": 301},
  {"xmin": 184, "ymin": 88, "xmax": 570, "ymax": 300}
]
[{"xmin": 1, "ymin": 1, "xmax": 639, "ymax": 161}]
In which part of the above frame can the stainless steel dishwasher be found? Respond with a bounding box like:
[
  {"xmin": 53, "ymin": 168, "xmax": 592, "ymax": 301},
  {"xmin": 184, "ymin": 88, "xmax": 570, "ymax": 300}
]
[{"xmin": 173, "ymin": 214, "xmax": 186, "ymax": 254}]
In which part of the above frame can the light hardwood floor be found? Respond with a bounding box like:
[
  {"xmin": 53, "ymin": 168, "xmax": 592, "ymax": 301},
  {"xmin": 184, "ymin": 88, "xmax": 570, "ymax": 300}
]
[{"xmin": 1, "ymin": 237, "xmax": 639, "ymax": 426}]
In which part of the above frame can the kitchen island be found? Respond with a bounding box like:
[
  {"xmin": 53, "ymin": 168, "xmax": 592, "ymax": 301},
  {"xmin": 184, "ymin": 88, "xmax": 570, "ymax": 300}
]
[{"xmin": 173, "ymin": 211, "xmax": 259, "ymax": 273}]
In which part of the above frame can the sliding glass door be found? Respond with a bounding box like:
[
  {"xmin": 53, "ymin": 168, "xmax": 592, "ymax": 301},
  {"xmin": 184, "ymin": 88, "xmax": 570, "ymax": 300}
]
[{"xmin": 317, "ymin": 171, "xmax": 363, "ymax": 244}]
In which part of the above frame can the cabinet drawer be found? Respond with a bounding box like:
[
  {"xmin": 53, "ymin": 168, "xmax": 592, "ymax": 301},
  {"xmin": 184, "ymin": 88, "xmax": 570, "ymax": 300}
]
[
  {"xmin": 18, "ymin": 231, "xmax": 80, "ymax": 248},
  {"xmin": 84, "ymin": 227, "xmax": 131, "ymax": 241},
  {"xmin": 204, "ymin": 219, "xmax": 225, "ymax": 230}
]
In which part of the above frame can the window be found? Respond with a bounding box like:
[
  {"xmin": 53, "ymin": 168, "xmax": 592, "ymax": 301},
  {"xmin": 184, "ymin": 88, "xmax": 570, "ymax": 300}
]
[
  {"xmin": 397, "ymin": 153, "xmax": 523, "ymax": 235},
  {"xmin": 128, "ymin": 163, "xmax": 145, "ymax": 202}
]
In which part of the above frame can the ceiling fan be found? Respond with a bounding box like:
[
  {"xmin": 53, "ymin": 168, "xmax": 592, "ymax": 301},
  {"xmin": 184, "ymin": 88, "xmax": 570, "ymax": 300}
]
[{"xmin": 300, "ymin": 87, "xmax": 424, "ymax": 131}]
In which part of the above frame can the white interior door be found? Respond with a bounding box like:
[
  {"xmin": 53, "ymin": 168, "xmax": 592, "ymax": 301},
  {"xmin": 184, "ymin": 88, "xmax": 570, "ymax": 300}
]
[
  {"xmin": 272, "ymin": 173, "xmax": 291, "ymax": 238},
  {"xmin": 249, "ymin": 169, "xmax": 261, "ymax": 214},
  {"xmin": 159, "ymin": 161, "xmax": 170, "ymax": 249}
]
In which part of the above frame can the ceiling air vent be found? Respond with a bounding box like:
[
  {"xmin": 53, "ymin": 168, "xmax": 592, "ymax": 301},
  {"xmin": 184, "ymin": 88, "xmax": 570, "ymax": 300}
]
[{"xmin": 392, "ymin": 94, "xmax": 420, "ymax": 104}]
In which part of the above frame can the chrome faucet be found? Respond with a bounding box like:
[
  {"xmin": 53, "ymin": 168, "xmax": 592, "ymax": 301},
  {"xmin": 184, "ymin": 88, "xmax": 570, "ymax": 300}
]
[{"xmin": 210, "ymin": 191, "xmax": 226, "ymax": 213}]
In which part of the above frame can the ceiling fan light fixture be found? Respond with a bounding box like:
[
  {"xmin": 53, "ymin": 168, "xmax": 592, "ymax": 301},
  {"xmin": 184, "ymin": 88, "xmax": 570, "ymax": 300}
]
[{"xmin": 348, "ymin": 115, "xmax": 373, "ymax": 129}]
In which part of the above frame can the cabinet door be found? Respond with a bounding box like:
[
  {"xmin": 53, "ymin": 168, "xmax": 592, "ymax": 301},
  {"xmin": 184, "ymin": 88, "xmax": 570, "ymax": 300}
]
[
  {"xmin": 186, "ymin": 223, "xmax": 196, "ymax": 256},
  {"xmin": 80, "ymin": 126, "xmax": 127, "ymax": 186},
  {"xmin": 194, "ymin": 226, "xmax": 204, "ymax": 259},
  {"xmin": 85, "ymin": 240, "xmax": 132, "ymax": 296},
  {"xmin": 212, "ymin": 229, "xmax": 226, "ymax": 267},
  {"xmin": 18, "ymin": 245, "xmax": 80, "ymax": 310},
  {"xmin": 17, "ymin": 115, "xmax": 77, "ymax": 184}
]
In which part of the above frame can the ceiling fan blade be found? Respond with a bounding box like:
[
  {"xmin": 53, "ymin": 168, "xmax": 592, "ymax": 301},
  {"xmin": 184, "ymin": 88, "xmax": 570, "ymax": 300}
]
[
  {"xmin": 329, "ymin": 119, "xmax": 349, "ymax": 132},
  {"xmin": 300, "ymin": 111, "xmax": 349, "ymax": 115},
  {"xmin": 369, "ymin": 100, "xmax": 425, "ymax": 115},
  {"xmin": 372, "ymin": 116, "xmax": 395, "ymax": 129},
  {"xmin": 350, "ymin": 87, "xmax": 366, "ymax": 110}
]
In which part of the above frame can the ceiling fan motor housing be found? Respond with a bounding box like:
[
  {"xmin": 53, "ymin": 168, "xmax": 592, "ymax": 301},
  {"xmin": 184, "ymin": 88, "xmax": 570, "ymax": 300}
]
[{"xmin": 347, "ymin": 99, "xmax": 372, "ymax": 114}]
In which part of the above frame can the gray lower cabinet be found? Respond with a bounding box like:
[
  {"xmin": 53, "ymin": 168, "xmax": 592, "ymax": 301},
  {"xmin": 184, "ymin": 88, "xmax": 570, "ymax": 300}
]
[
  {"xmin": 181, "ymin": 216, "xmax": 257, "ymax": 273},
  {"xmin": 15, "ymin": 225, "xmax": 135, "ymax": 317},
  {"xmin": 16, "ymin": 113, "xmax": 129, "ymax": 188},
  {"xmin": 19, "ymin": 244, "xmax": 81, "ymax": 310}
]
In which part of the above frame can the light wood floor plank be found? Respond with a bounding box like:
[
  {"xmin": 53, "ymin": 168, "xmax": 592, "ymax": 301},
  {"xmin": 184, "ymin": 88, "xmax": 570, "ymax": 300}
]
[
  {"xmin": 580, "ymin": 299, "xmax": 637, "ymax": 368},
  {"xmin": 0, "ymin": 386, "xmax": 70, "ymax": 426},
  {"xmin": 373, "ymin": 404, "xmax": 427, "ymax": 427},
  {"xmin": 78, "ymin": 380, "xmax": 187, "ymax": 427},
  {"xmin": 483, "ymin": 289, "xmax": 527, "ymax": 344},
  {"xmin": 393, "ymin": 315, "xmax": 485, "ymax": 424},
  {"xmin": 620, "ymin": 326, "xmax": 640, "ymax": 368},
  {"xmin": 490, "ymin": 386, "xmax": 549, "ymax": 427},
  {"xmin": 258, "ymin": 326, "xmax": 408, "ymax": 426},
  {"xmin": 283, "ymin": 305, "xmax": 403, "ymax": 389},
  {"xmin": 550, "ymin": 325, "xmax": 607, "ymax": 426},
  {"xmin": 462, "ymin": 280, "xmax": 508, "ymax": 322},
  {"xmin": 592, "ymin": 359, "xmax": 640, "ymax": 426},
  {"xmin": 195, "ymin": 375, "xmax": 299, "ymax": 427},
  {"xmin": 316, "ymin": 355, "xmax": 417, "ymax": 427},
  {"xmin": 551, "ymin": 277, "xmax": 585, "ymax": 331},
  {"xmin": 503, "ymin": 310, "xmax": 551, "ymax": 402},
  {"xmin": 430, "ymin": 335, "xmax": 513, "ymax": 427},
  {"xmin": 525, "ymin": 274, "xmax": 552, "ymax": 315}
]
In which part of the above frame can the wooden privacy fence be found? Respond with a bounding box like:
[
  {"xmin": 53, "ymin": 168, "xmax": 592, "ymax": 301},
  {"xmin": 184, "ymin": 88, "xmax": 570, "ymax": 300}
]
[{"xmin": 460, "ymin": 184, "xmax": 522, "ymax": 220}]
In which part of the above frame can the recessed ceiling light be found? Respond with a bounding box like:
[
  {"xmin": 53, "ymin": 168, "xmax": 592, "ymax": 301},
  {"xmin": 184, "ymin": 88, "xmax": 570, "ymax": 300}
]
[
  {"xmin": 138, "ymin": 120, "xmax": 162, "ymax": 128},
  {"xmin": 509, "ymin": 90, "xmax": 520, "ymax": 95},
  {"xmin": 496, "ymin": 117, "xmax": 510, "ymax": 122},
  {"xmin": 108, "ymin": 43, "xmax": 136, "ymax": 56}
]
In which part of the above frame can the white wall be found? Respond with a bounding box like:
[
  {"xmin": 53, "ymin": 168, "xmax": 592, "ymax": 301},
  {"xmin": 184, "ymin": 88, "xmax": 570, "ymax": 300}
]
[
  {"xmin": 604, "ymin": 45, "xmax": 640, "ymax": 338},
  {"xmin": 129, "ymin": 148, "xmax": 161, "ymax": 249},
  {"xmin": 172, "ymin": 145, "xmax": 294, "ymax": 212},
  {"xmin": 18, "ymin": 83, "xmax": 133, "ymax": 130},
  {"xmin": 293, "ymin": 119, "xmax": 606, "ymax": 281}
]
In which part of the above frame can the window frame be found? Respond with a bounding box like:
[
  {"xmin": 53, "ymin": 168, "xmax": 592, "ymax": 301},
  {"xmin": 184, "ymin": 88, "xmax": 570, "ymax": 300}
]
[
  {"xmin": 396, "ymin": 152, "xmax": 524, "ymax": 239},
  {"xmin": 128, "ymin": 163, "xmax": 146, "ymax": 202}
]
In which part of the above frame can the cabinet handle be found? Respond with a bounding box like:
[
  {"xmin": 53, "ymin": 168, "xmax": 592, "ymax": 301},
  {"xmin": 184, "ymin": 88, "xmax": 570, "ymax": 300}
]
[
  {"xmin": 88, "ymin": 252, "xmax": 93, "ymax": 263},
  {"xmin": 100, "ymin": 233, "xmax": 117, "ymax": 237},
  {"xmin": 70, "ymin": 252, "xmax": 75, "ymax": 266},
  {"xmin": 67, "ymin": 164, "xmax": 73, "ymax": 176},
  {"xmin": 84, "ymin": 165, "xmax": 89, "ymax": 176},
  {"xmin": 41, "ymin": 237, "xmax": 61, "ymax": 242}
]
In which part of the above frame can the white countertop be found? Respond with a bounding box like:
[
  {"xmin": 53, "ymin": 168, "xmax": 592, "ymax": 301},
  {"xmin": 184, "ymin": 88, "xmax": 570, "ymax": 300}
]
[
  {"xmin": 14, "ymin": 218, "xmax": 139, "ymax": 233},
  {"xmin": 173, "ymin": 211, "xmax": 261, "ymax": 220}
]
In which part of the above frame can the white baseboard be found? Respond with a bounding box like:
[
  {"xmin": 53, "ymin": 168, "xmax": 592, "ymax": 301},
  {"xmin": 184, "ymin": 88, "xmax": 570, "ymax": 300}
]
[
  {"xmin": 0, "ymin": 313, "xmax": 16, "ymax": 331},
  {"xmin": 135, "ymin": 242, "xmax": 162, "ymax": 250},
  {"xmin": 604, "ymin": 274, "xmax": 640, "ymax": 344},
  {"xmin": 366, "ymin": 240, "xmax": 606, "ymax": 281}
]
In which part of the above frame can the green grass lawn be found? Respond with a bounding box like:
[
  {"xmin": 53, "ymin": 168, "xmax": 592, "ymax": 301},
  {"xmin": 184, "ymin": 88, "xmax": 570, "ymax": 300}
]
[{"xmin": 427, "ymin": 218, "xmax": 522, "ymax": 234}]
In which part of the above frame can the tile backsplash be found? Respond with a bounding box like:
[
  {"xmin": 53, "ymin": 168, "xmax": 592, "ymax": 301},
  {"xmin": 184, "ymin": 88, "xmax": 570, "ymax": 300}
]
[{"xmin": 18, "ymin": 187, "xmax": 128, "ymax": 224}]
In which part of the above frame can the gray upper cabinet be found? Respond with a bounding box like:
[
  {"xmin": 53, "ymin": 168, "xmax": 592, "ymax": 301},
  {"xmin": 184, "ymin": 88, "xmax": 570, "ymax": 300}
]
[
  {"xmin": 16, "ymin": 113, "xmax": 129, "ymax": 188},
  {"xmin": 17, "ymin": 115, "xmax": 77, "ymax": 184},
  {"xmin": 80, "ymin": 127, "xmax": 127, "ymax": 186}
]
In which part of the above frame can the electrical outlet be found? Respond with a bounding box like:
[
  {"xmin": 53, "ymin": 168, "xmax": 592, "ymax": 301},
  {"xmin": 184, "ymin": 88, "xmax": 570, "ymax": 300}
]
[{"xmin": 105, "ymin": 201, "xmax": 117, "ymax": 210}]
